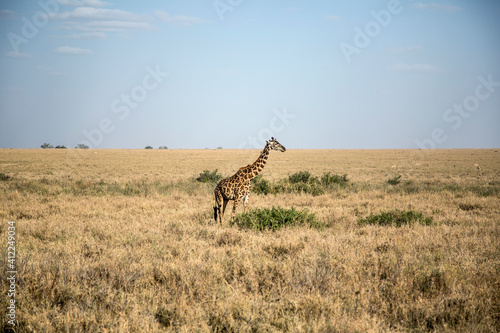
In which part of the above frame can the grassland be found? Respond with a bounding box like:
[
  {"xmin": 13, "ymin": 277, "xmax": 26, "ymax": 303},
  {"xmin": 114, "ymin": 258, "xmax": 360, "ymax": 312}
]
[{"xmin": 0, "ymin": 148, "xmax": 499, "ymax": 332}]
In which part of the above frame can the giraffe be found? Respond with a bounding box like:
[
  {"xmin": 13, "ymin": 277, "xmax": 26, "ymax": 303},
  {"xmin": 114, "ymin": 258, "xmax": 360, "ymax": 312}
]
[{"xmin": 213, "ymin": 137, "xmax": 286, "ymax": 224}]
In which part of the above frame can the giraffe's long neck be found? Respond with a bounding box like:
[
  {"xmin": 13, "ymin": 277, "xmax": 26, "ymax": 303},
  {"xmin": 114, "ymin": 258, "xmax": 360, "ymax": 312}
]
[{"xmin": 244, "ymin": 145, "xmax": 270, "ymax": 180}]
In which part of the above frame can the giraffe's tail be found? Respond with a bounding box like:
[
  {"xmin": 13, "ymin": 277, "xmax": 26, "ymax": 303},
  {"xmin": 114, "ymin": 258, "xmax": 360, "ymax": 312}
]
[
  {"xmin": 213, "ymin": 205, "xmax": 218, "ymax": 222},
  {"xmin": 213, "ymin": 189, "xmax": 220, "ymax": 222}
]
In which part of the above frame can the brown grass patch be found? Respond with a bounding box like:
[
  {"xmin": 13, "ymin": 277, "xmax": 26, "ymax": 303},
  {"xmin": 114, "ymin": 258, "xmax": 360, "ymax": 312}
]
[{"xmin": 0, "ymin": 149, "xmax": 499, "ymax": 332}]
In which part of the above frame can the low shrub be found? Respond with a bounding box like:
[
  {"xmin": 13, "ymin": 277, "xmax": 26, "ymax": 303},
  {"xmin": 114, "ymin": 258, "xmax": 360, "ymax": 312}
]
[
  {"xmin": 273, "ymin": 180, "xmax": 325, "ymax": 196},
  {"xmin": 231, "ymin": 206, "xmax": 323, "ymax": 231},
  {"xmin": 252, "ymin": 171, "xmax": 348, "ymax": 196},
  {"xmin": 0, "ymin": 173, "xmax": 11, "ymax": 181},
  {"xmin": 288, "ymin": 171, "xmax": 314, "ymax": 184},
  {"xmin": 251, "ymin": 174, "xmax": 271, "ymax": 195},
  {"xmin": 387, "ymin": 175, "xmax": 402, "ymax": 185},
  {"xmin": 321, "ymin": 172, "xmax": 348, "ymax": 187},
  {"xmin": 196, "ymin": 169, "xmax": 223, "ymax": 183},
  {"xmin": 359, "ymin": 210, "xmax": 433, "ymax": 227}
]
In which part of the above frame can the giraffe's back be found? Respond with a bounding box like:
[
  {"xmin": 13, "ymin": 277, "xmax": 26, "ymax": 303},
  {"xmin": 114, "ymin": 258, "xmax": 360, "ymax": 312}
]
[{"xmin": 215, "ymin": 174, "xmax": 249, "ymax": 200}]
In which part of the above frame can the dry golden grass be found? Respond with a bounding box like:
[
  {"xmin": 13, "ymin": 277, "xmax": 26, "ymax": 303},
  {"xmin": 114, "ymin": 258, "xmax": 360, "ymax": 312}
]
[{"xmin": 0, "ymin": 148, "xmax": 499, "ymax": 332}]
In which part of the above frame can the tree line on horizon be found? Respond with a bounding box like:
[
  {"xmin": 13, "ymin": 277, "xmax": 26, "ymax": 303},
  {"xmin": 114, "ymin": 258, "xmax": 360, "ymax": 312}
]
[{"xmin": 40, "ymin": 143, "xmax": 170, "ymax": 150}]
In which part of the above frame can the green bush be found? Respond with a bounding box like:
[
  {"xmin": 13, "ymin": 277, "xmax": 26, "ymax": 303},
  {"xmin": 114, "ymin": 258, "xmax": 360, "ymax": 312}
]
[
  {"xmin": 387, "ymin": 175, "xmax": 402, "ymax": 185},
  {"xmin": 288, "ymin": 171, "xmax": 314, "ymax": 184},
  {"xmin": 0, "ymin": 173, "xmax": 11, "ymax": 181},
  {"xmin": 231, "ymin": 207, "xmax": 323, "ymax": 231},
  {"xmin": 321, "ymin": 172, "xmax": 348, "ymax": 187},
  {"xmin": 251, "ymin": 171, "xmax": 348, "ymax": 196},
  {"xmin": 196, "ymin": 169, "xmax": 223, "ymax": 183},
  {"xmin": 359, "ymin": 210, "xmax": 433, "ymax": 227},
  {"xmin": 251, "ymin": 174, "xmax": 271, "ymax": 195},
  {"xmin": 273, "ymin": 180, "xmax": 325, "ymax": 196}
]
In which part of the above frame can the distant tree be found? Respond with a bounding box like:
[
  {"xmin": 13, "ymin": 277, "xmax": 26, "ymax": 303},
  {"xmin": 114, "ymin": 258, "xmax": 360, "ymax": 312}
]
[
  {"xmin": 158, "ymin": 146, "xmax": 168, "ymax": 150},
  {"xmin": 145, "ymin": 146, "xmax": 153, "ymax": 149},
  {"xmin": 41, "ymin": 143, "xmax": 53, "ymax": 149},
  {"xmin": 76, "ymin": 143, "xmax": 89, "ymax": 149},
  {"xmin": 55, "ymin": 145, "xmax": 67, "ymax": 149},
  {"xmin": 217, "ymin": 147, "xmax": 223, "ymax": 149}
]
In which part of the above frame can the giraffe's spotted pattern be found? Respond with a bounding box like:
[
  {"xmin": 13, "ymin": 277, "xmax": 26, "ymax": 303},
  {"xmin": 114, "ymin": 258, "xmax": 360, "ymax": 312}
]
[{"xmin": 213, "ymin": 137, "xmax": 286, "ymax": 224}]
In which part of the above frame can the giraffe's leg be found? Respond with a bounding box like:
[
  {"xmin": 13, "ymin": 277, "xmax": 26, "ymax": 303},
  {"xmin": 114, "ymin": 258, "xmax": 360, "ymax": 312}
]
[
  {"xmin": 231, "ymin": 198, "xmax": 240, "ymax": 221},
  {"xmin": 243, "ymin": 193, "xmax": 250, "ymax": 213},
  {"xmin": 220, "ymin": 199, "xmax": 229, "ymax": 224},
  {"xmin": 214, "ymin": 190, "xmax": 223, "ymax": 223}
]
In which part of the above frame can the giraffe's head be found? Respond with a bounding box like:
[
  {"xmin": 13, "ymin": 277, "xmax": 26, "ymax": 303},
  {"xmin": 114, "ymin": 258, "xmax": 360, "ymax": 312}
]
[{"xmin": 266, "ymin": 137, "xmax": 286, "ymax": 152}]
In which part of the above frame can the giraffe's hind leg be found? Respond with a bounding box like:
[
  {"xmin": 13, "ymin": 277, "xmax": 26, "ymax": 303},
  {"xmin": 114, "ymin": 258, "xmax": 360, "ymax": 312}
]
[
  {"xmin": 220, "ymin": 198, "xmax": 229, "ymax": 224},
  {"xmin": 214, "ymin": 189, "xmax": 224, "ymax": 223}
]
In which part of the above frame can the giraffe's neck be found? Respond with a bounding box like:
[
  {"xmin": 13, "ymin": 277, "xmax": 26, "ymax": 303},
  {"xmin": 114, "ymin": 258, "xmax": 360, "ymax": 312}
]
[{"xmin": 242, "ymin": 145, "xmax": 270, "ymax": 180}]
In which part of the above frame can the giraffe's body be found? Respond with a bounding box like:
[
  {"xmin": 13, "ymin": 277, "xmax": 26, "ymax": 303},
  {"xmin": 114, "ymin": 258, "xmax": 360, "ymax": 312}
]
[{"xmin": 214, "ymin": 137, "xmax": 286, "ymax": 224}]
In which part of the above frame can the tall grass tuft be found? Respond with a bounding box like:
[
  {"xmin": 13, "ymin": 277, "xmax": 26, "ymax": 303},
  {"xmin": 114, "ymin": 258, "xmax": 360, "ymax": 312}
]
[
  {"xmin": 252, "ymin": 171, "xmax": 348, "ymax": 196},
  {"xmin": 288, "ymin": 171, "xmax": 313, "ymax": 184},
  {"xmin": 196, "ymin": 169, "xmax": 223, "ymax": 183},
  {"xmin": 321, "ymin": 172, "xmax": 348, "ymax": 187},
  {"xmin": 231, "ymin": 206, "xmax": 323, "ymax": 231},
  {"xmin": 0, "ymin": 173, "xmax": 11, "ymax": 181},
  {"xmin": 387, "ymin": 175, "xmax": 402, "ymax": 185},
  {"xmin": 359, "ymin": 210, "xmax": 433, "ymax": 227}
]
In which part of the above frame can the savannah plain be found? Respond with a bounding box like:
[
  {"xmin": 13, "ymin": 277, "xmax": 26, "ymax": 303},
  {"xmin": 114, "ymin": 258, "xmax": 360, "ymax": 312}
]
[{"xmin": 0, "ymin": 148, "xmax": 499, "ymax": 332}]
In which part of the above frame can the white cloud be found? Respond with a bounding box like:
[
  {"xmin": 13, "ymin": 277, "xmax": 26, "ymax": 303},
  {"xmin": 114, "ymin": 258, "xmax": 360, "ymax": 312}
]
[
  {"xmin": 53, "ymin": 46, "xmax": 92, "ymax": 55},
  {"xmin": 56, "ymin": 7, "xmax": 146, "ymax": 21},
  {"xmin": 87, "ymin": 20, "xmax": 153, "ymax": 30},
  {"xmin": 59, "ymin": 21, "xmax": 123, "ymax": 33},
  {"xmin": 5, "ymin": 52, "xmax": 32, "ymax": 58},
  {"xmin": 57, "ymin": 0, "xmax": 111, "ymax": 7},
  {"xmin": 0, "ymin": 9, "xmax": 16, "ymax": 19},
  {"xmin": 154, "ymin": 10, "xmax": 206, "ymax": 26},
  {"xmin": 325, "ymin": 15, "xmax": 342, "ymax": 21},
  {"xmin": 386, "ymin": 45, "xmax": 422, "ymax": 53},
  {"xmin": 386, "ymin": 63, "xmax": 441, "ymax": 73},
  {"xmin": 54, "ymin": 6, "xmax": 154, "ymax": 36},
  {"xmin": 58, "ymin": 31, "xmax": 108, "ymax": 39},
  {"xmin": 413, "ymin": 2, "xmax": 461, "ymax": 12}
]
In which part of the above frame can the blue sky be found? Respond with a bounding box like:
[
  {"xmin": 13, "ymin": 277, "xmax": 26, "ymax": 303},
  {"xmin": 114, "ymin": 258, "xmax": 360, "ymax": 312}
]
[{"xmin": 0, "ymin": 0, "xmax": 499, "ymax": 149}]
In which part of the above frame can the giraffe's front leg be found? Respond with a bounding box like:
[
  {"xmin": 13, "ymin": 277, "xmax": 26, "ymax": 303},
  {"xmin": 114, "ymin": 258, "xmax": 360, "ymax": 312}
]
[
  {"xmin": 243, "ymin": 184, "xmax": 251, "ymax": 213},
  {"xmin": 231, "ymin": 198, "xmax": 240, "ymax": 221},
  {"xmin": 243, "ymin": 193, "xmax": 250, "ymax": 213}
]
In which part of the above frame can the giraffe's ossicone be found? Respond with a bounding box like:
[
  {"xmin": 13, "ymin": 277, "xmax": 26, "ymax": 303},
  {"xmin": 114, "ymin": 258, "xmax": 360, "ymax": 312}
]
[{"xmin": 213, "ymin": 137, "xmax": 286, "ymax": 224}]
